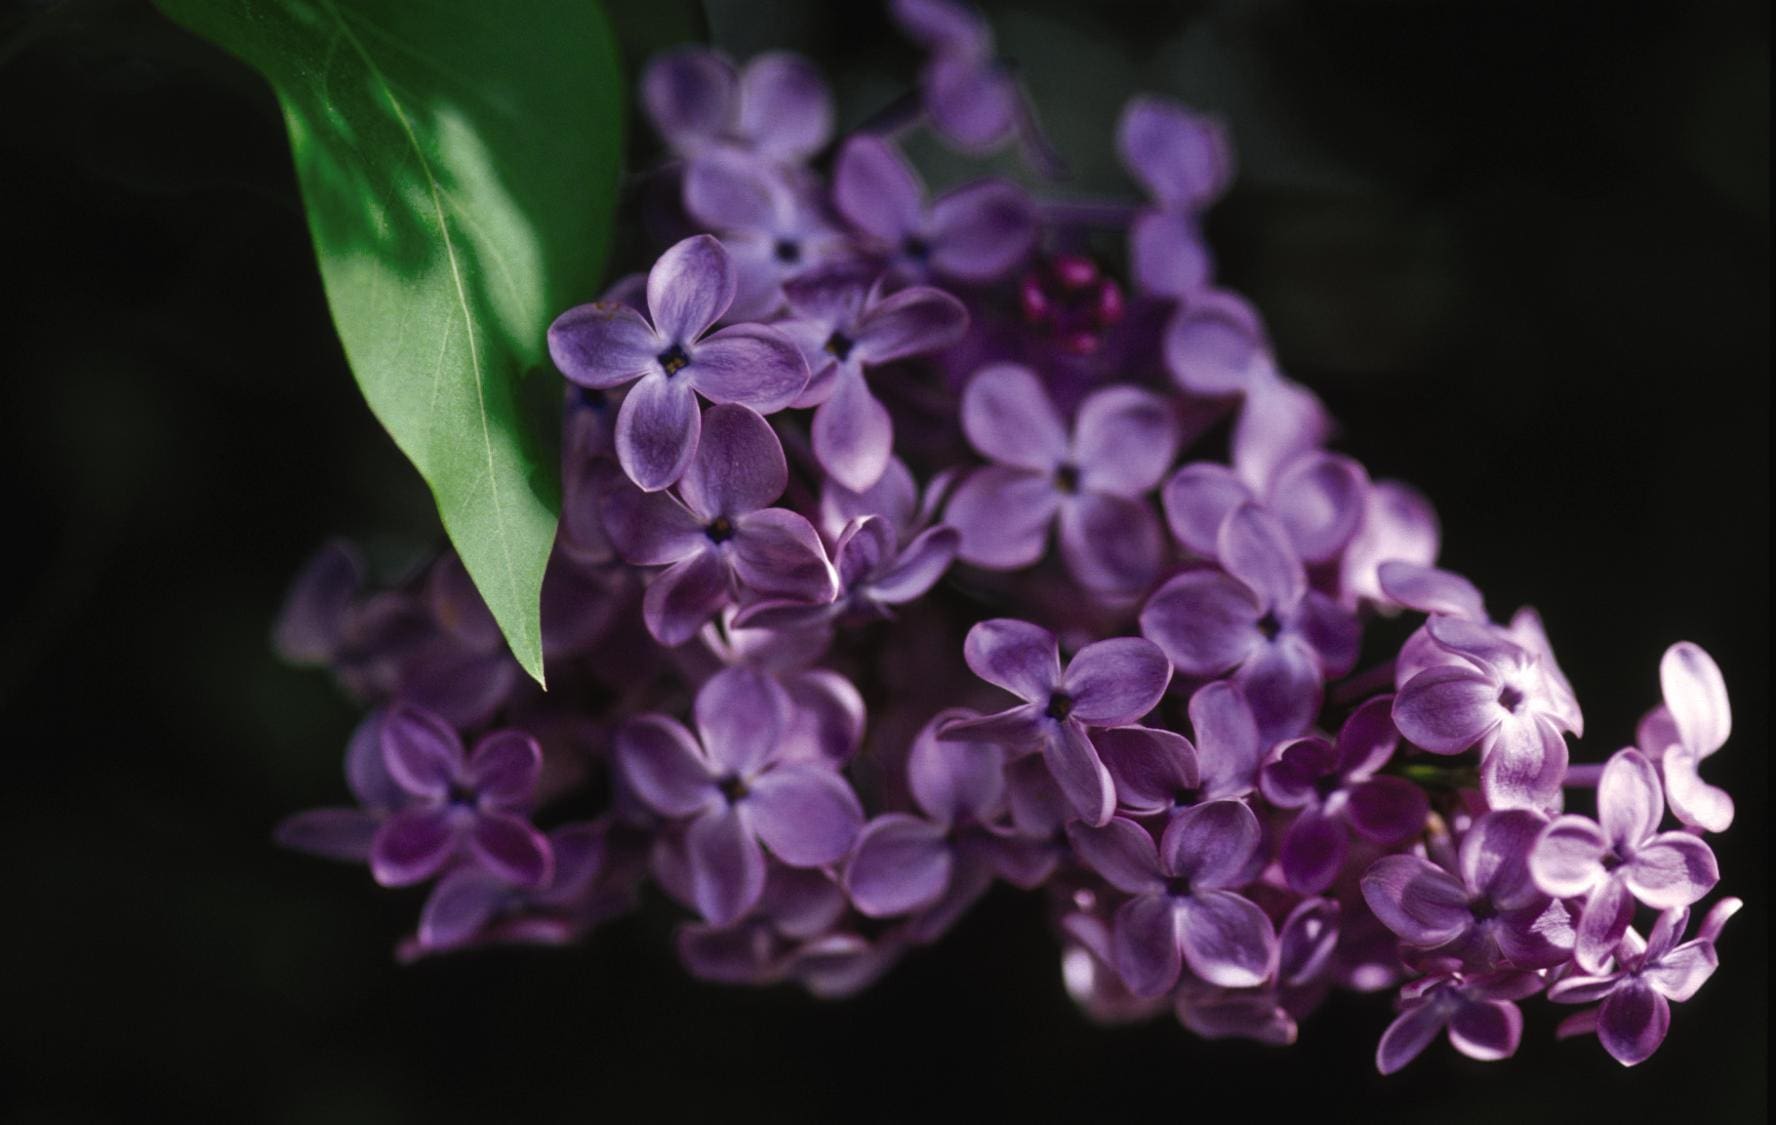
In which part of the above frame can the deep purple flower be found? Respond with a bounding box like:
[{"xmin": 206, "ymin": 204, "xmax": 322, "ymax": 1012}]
[
  {"xmin": 1141, "ymin": 502, "xmax": 1360, "ymax": 743},
  {"xmin": 942, "ymin": 618, "xmax": 1172, "ymax": 825},
  {"xmin": 1549, "ymin": 899, "xmax": 1738, "ymax": 1066},
  {"xmin": 615, "ymin": 668, "xmax": 863, "ymax": 924},
  {"xmin": 641, "ymin": 47, "xmax": 833, "ymax": 162},
  {"xmin": 1529, "ymin": 748, "xmax": 1719, "ymax": 971},
  {"xmin": 736, "ymin": 514, "xmax": 959, "ymax": 632},
  {"xmin": 832, "ymin": 135, "xmax": 1035, "ymax": 283},
  {"xmin": 1116, "ymin": 96, "xmax": 1232, "ymax": 299},
  {"xmin": 1637, "ymin": 641, "xmax": 1733, "ymax": 832},
  {"xmin": 1260, "ymin": 697, "xmax": 1430, "ymax": 894},
  {"xmin": 776, "ymin": 264, "xmax": 969, "ymax": 490},
  {"xmin": 548, "ymin": 235, "xmax": 810, "ymax": 490},
  {"xmin": 1361, "ymin": 809, "xmax": 1573, "ymax": 971},
  {"xmin": 1374, "ymin": 969, "xmax": 1543, "ymax": 1074},
  {"xmin": 601, "ymin": 403, "xmax": 836, "ymax": 646},
  {"xmin": 1070, "ymin": 802, "xmax": 1278, "ymax": 994},
  {"xmin": 947, "ymin": 363, "xmax": 1179, "ymax": 594},
  {"xmin": 368, "ymin": 706, "xmax": 553, "ymax": 889}
]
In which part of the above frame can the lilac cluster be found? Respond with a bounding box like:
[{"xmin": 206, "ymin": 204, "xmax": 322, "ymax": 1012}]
[{"xmin": 275, "ymin": 0, "xmax": 1741, "ymax": 1071}]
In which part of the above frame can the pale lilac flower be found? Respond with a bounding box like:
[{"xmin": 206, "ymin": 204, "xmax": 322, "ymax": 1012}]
[
  {"xmin": 832, "ymin": 135, "xmax": 1035, "ymax": 283},
  {"xmin": 1376, "ymin": 561, "xmax": 1486, "ymax": 620},
  {"xmin": 1374, "ymin": 969, "xmax": 1543, "ymax": 1074},
  {"xmin": 1162, "ymin": 290, "xmax": 1275, "ymax": 398},
  {"xmin": 1069, "ymin": 803, "xmax": 1279, "ymax": 994},
  {"xmin": 1361, "ymin": 809, "xmax": 1574, "ymax": 971},
  {"xmin": 1117, "ymin": 96, "xmax": 1233, "ymax": 299},
  {"xmin": 1141, "ymin": 503, "xmax": 1360, "ymax": 742},
  {"xmin": 1161, "ymin": 450, "xmax": 1371, "ymax": 566},
  {"xmin": 1548, "ymin": 900, "xmax": 1737, "ymax": 1066},
  {"xmin": 1339, "ymin": 483, "xmax": 1442, "ymax": 609},
  {"xmin": 368, "ymin": 706, "xmax": 553, "ymax": 889},
  {"xmin": 601, "ymin": 403, "xmax": 836, "ymax": 646},
  {"xmin": 941, "ymin": 618, "xmax": 1172, "ymax": 825},
  {"xmin": 641, "ymin": 48, "xmax": 833, "ymax": 162},
  {"xmin": 615, "ymin": 668, "xmax": 863, "ymax": 924},
  {"xmin": 548, "ymin": 235, "xmax": 810, "ymax": 490},
  {"xmin": 775, "ymin": 264, "xmax": 968, "ymax": 490},
  {"xmin": 1260, "ymin": 697, "xmax": 1430, "ymax": 894},
  {"xmin": 1528, "ymin": 748, "xmax": 1718, "ymax": 971},
  {"xmin": 734, "ymin": 514, "xmax": 959, "ymax": 632},
  {"xmin": 1636, "ymin": 641, "xmax": 1733, "ymax": 832},
  {"xmin": 946, "ymin": 363, "xmax": 1179, "ymax": 595}
]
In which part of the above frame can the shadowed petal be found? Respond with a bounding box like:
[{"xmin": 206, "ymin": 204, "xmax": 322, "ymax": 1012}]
[
  {"xmin": 1394, "ymin": 665, "xmax": 1499, "ymax": 754},
  {"xmin": 679, "ymin": 403, "xmax": 788, "ymax": 518},
  {"xmin": 1162, "ymin": 294, "xmax": 1270, "ymax": 395},
  {"xmin": 615, "ymin": 714, "xmax": 717, "ymax": 817},
  {"xmin": 1162, "ymin": 463, "xmax": 1253, "ymax": 556},
  {"xmin": 1269, "ymin": 451, "xmax": 1368, "ymax": 565},
  {"xmin": 685, "ymin": 806, "xmax": 767, "ymax": 925},
  {"xmin": 640, "ymin": 48, "xmax": 736, "ymax": 147},
  {"xmin": 1361, "ymin": 855, "xmax": 1470, "ymax": 946},
  {"xmin": 1217, "ymin": 503, "xmax": 1305, "ymax": 612},
  {"xmin": 1057, "ymin": 492, "xmax": 1165, "ymax": 595},
  {"xmin": 1068, "ymin": 817, "xmax": 1165, "ymax": 893},
  {"xmin": 1189, "ymin": 681, "xmax": 1263, "ymax": 798},
  {"xmin": 615, "ymin": 373, "xmax": 700, "ymax": 492},
  {"xmin": 1072, "ymin": 386, "xmax": 1179, "ymax": 496},
  {"xmin": 1116, "ymin": 95, "xmax": 1232, "ymax": 209},
  {"xmin": 1237, "ymin": 636, "xmax": 1323, "ymax": 745},
  {"xmin": 924, "ymin": 55, "xmax": 1018, "ymax": 151},
  {"xmin": 641, "ymin": 549, "xmax": 729, "ymax": 646},
  {"xmin": 274, "ymin": 808, "xmax": 381, "ymax": 863},
  {"xmin": 1093, "ymin": 726, "xmax": 1198, "ymax": 816},
  {"xmin": 960, "ymin": 363, "xmax": 1067, "ymax": 470},
  {"xmin": 1113, "ymin": 893, "xmax": 1185, "ymax": 997},
  {"xmin": 381, "ymin": 706, "xmax": 464, "ymax": 798},
  {"xmin": 466, "ymin": 731, "xmax": 542, "ymax": 810},
  {"xmin": 601, "ymin": 480, "xmax": 706, "ymax": 564},
  {"xmin": 695, "ymin": 666, "xmax": 787, "ymax": 777},
  {"xmin": 909, "ymin": 712, "xmax": 1005, "ymax": 823},
  {"xmin": 1643, "ymin": 940, "xmax": 1719, "ymax": 1002},
  {"xmin": 852, "ymin": 285, "xmax": 969, "ymax": 364},
  {"xmin": 1574, "ymin": 876, "xmax": 1635, "ymax": 973},
  {"xmin": 547, "ymin": 301, "xmax": 662, "ymax": 389},
  {"xmin": 1132, "ymin": 209, "xmax": 1213, "ymax": 298},
  {"xmin": 929, "ymin": 180, "xmax": 1036, "ymax": 281},
  {"xmin": 1346, "ymin": 777, "xmax": 1430, "ymax": 845},
  {"xmin": 469, "ymin": 812, "xmax": 553, "ymax": 888},
  {"xmin": 1177, "ymin": 890, "xmax": 1276, "ymax": 988},
  {"xmin": 732, "ymin": 508, "xmax": 837, "ymax": 603},
  {"xmin": 869, "ymin": 525, "xmax": 960, "ymax": 604},
  {"xmin": 1378, "ymin": 561, "xmax": 1485, "ymax": 619},
  {"xmin": 937, "ymin": 705, "xmax": 1046, "ymax": 751},
  {"xmin": 843, "ymin": 814, "xmax": 952, "ymax": 916},
  {"xmin": 1161, "ymin": 798, "xmax": 1260, "ymax": 888},
  {"xmin": 1375, "ymin": 997, "xmax": 1449, "ymax": 1075},
  {"xmin": 1043, "ymin": 720, "xmax": 1117, "ymax": 825},
  {"xmin": 648, "ymin": 234, "xmax": 735, "ymax": 343},
  {"xmin": 418, "ymin": 868, "xmax": 504, "ymax": 949},
  {"xmin": 738, "ymin": 52, "xmax": 832, "ymax": 159},
  {"xmin": 947, "ymin": 467, "xmax": 1060, "ymax": 569},
  {"xmin": 833, "ymin": 134, "xmax": 924, "ymax": 242},
  {"xmin": 370, "ymin": 808, "xmax": 458, "ymax": 887},
  {"xmin": 1460, "ymin": 809, "xmax": 1546, "ymax": 908},
  {"xmin": 1448, "ymin": 999, "xmax": 1522, "ymax": 1062},
  {"xmin": 746, "ymin": 765, "xmax": 864, "ymax": 866},
  {"xmin": 1280, "ymin": 806, "xmax": 1346, "ymax": 894}
]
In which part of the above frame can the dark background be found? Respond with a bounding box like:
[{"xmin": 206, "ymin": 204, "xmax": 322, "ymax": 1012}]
[{"xmin": 2, "ymin": 0, "xmax": 1766, "ymax": 1121}]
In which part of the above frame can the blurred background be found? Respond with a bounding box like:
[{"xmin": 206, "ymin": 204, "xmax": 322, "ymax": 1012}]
[{"xmin": 1, "ymin": 0, "xmax": 1766, "ymax": 1120}]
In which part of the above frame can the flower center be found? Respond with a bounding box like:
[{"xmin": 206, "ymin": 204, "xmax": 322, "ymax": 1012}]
[
  {"xmin": 446, "ymin": 782, "xmax": 479, "ymax": 810},
  {"xmin": 825, "ymin": 331, "xmax": 855, "ymax": 361},
  {"xmin": 1046, "ymin": 692, "xmax": 1075, "ymax": 721},
  {"xmin": 657, "ymin": 343, "xmax": 691, "ymax": 376},
  {"xmin": 773, "ymin": 238, "xmax": 801, "ymax": 264},
  {"xmin": 717, "ymin": 774, "xmax": 749, "ymax": 802},
  {"xmin": 1497, "ymin": 685, "xmax": 1526, "ymax": 713},
  {"xmin": 706, "ymin": 515, "xmax": 736, "ymax": 544},
  {"xmin": 1470, "ymin": 897, "xmax": 1498, "ymax": 922},
  {"xmin": 902, "ymin": 234, "xmax": 932, "ymax": 261},
  {"xmin": 1053, "ymin": 463, "xmax": 1081, "ymax": 495},
  {"xmin": 1166, "ymin": 875, "xmax": 1195, "ymax": 898},
  {"xmin": 1257, "ymin": 612, "xmax": 1282, "ymax": 641},
  {"xmin": 1171, "ymin": 786, "xmax": 1199, "ymax": 809}
]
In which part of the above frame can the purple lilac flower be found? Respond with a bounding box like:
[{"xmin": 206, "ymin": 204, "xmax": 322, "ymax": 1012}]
[
  {"xmin": 602, "ymin": 403, "xmax": 836, "ymax": 646},
  {"xmin": 736, "ymin": 514, "xmax": 959, "ymax": 632},
  {"xmin": 275, "ymin": 711, "xmax": 401, "ymax": 863},
  {"xmin": 832, "ymin": 135, "xmax": 1035, "ymax": 284},
  {"xmin": 1175, "ymin": 896, "xmax": 1341, "ymax": 1046},
  {"xmin": 674, "ymin": 865, "xmax": 849, "ymax": 986},
  {"xmin": 1637, "ymin": 641, "xmax": 1733, "ymax": 832},
  {"xmin": 1116, "ymin": 96, "xmax": 1232, "ymax": 300},
  {"xmin": 1161, "ymin": 450, "xmax": 1371, "ymax": 567},
  {"xmin": 1529, "ymin": 747, "xmax": 1719, "ymax": 971},
  {"xmin": 681, "ymin": 154, "xmax": 851, "ymax": 321},
  {"xmin": 367, "ymin": 705, "xmax": 553, "ymax": 889},
  {"xmin": 641, "ymin": 47, "xmax": 832, "ymax": 163},
  {"xmin": 1161, "ymin": 290, "xmax": 1275, "ymax": 398},
  {"xmin": 1260, "ymin": 697, "xmax": 1430, "ymax": 894},
  {"xmin": 776, "ymin": 264, "xmax": 969, "ymax": 490},
  {"xmin": 548, "ymin": 234, "xmax": 810, "ymax": 490},
  {"xmin": 1549, "ymin": 899, "xmax": 1738, "ymax": 1066},
  {"xmin": 942, "ymin": 618, "xmax": 1172, "ymax": 825},
  {"xmin": 1141, "ymin": 502, "xmax": 1360, "ymax": 743},
  {"xmin": 1338, "ymin": 483, "xmax": 1442, "ymax": 609},
  {"xmin": 1361, "ymin": 809, "xmax": 1574, "ymax": 971},
  {"xmin": 1374, "ymin": 969, "xmax": 1544, "ymax": 1074},
  {"xmin": 1069, "ymin": 802, "xmax": 1278, "ymax": 994},
  {"xmin": 946, "ymin": 363, "xmax": 1179, "ymax": 595},
  {"xmin": 615, "ymin": 667, "xmax": 863, "ymax": 924},
  {"xmin": 888, "ymin": 0, "xmax": 1024, "ymax": 154}
]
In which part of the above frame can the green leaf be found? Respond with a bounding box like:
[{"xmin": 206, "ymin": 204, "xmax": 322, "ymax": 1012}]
[{"xmin": 154, "ymin": 0, "xmax": 626, "ymax": 686}]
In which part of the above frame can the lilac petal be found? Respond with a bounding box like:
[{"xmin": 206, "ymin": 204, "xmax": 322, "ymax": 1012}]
[
  {"xmin": 1093, "ymin": 726, "xmax": 1198, "ymax": 816},
  {"xmin": 1189, "ymin": 681, "xmax": 1263, "ymax": 798},
  {"xmin": 843, "ymin": 814, "xmax": 953, "ymax": 917},
  {"xmin": 737, "ymin": 52, "xmax": 832, "ymax": 159},
  {"xmin": 1336, "ymin": 695, "xmax": 1402, "ymax": 777},
  {"xmin": 909, "ymin": 713, "xmax": 1005, "ymax": 824},
  {"xmin": 1459, "ymin": 808, "xmax": 1546, "ymax": 908},
  {"xmin": 759, "ymin": 864, "xmax": 848, "ymax": 938},
  {"xmin": 1480, "ymin": 715, "xmax": 1568, "ymax": 812},
  {"xmin": 1393, "ymin": 665, "xmax": 1499, "ymax": 754},
  {"xmin": 1377, "ymin": 561, "xmax": 1486, "ymax": 619},
  {"xmin": 1280, "ymin": 806, "xmax": 1347, "ymax": 894},
  {"xmin": 731, "ymin": 508, "xmax": 837, "ymax": 603},
  {"xmin": 1217, "ymin": 503, "xmax": 1306, "ymax": 613},
  {"xmin": 1161, "ymin": 798, "xmax": 1260, "ymax": 888},
  {"xmin": 1162, "ymin": 463, "xmax": 1253, "ymax": 556},
  {"xmin": 1277, "ymin": 897, "xmax": 1342, "ymax": 986},
  {"xmin": 1643, "ymin": 940, "xmax": 1719, "ymax": 1002},
  {"xmin": 1064, "ymin": 637, "xmax": 1172, "ymax": 726},
  {"xmin": 1660, "ymin": 641, "xmax": 1730, "ymax": 754},
  {"xmin": 1548, "ymin": 974, "xmax": 1624, "ymax": 1005},
  {"xmin": 380, "ymin": 706, "xmax": 464, "ymax": 799},
  {"xmin": 370, "ymin": 808, "xmax": 458, "ymax": 887},
  {"xmin": 1345, "ymin": 776, "xmax": 1430, "ymax": 845},
  {"xmin": 1117, "ymin": 96, "xmax": 1232, "ymax": 209},
  {"xmin": 615, "ymin": 372, "xmax": 700, "ymax": 492},
  {"xmin": 1231, "ymin": 377, "xmax": 1330, "ymax": 491},
  {"xmin": 676, "ymin": 922, "xmax": 780, "ymax": 985},
  {"xmin": 273, "ymin": 539, "xmax": 363, "ymax": 664},
  {"xmin": 938, "ymin": 705, "xmax": 1046, "ymax": 750},
  {"xmin": 1662, "ymin": 744, "xmax": 1735, "ymax": 833},
  {"xmin": 344, "ymin": 711, "xmax": 400, "ymax": 811},
  {"xmin": 1341, "ymin": 481, "xmax": 1441, "ymax": 606},
  {"xmin": 1555, "ymin": 1008, "xmax": 1602, "ymax": 1040},
  {"xmin": 1177, "ymin": 890, "xmax": 1276, "ymax": 988},
  {"xmin": 1067, "ymin": 817, "xmax": 1165, "ymax": 894},
  {"xmin": 1597, "ymin": 980, "xmax": 1670, "ymax": 1066},
  {"xmin": 686, "ymin": 324, "xmax": 809, "ymax": 413},
  {"xmin": 891, "ymin": 0, "xmax": 990, "ymax": 53},
  {"xmin": 466, "ymin": 730, "xmax": 542, "ymax": 810},
  {"xmin": 1448, "ymin": 999, "xmax": 1522, "ymax": 1062},
  {"xmin": 869, "ymin": 525, "xmax": 960, "ymax": 604},
  {"xmin": 641, "ymin": 549, "xmax": 729, "ymax": 646},
  {"xmin": 924, "ymin": 55, "xmax": 1018, "ymax": 151},
  {"xmin": 695, "ymin": 666, "xmax": 786, "ymax": 777},
  {"xmin": 1057, "ymin": 492, "xmax": 1165, "ymax": 595},
  {"xmin": 1072, "ymin": 386, "xmax": 1179, "ymax": 496},
  {"xmin": 1258, "ymin": 737, "xmax": 1335, "ymax": 809},
  {"xmin": 601, "ymin": 482, "xmax": 706, "ymax": 565},
  {"xmin": 1292, "ymin": 591, "xmax": 1362, "ymax": 678},
  {"xmin": 834, "ymin": 515, "xmax": 895, "ymax": 591},
  {"xmin": 615, "ymin": 715, "xmax": 717, "ymax": 817},
  {"xmin": 648, "ymin": 234, "xmax": 735, "ymax": 343},
  {"xmin": 1043, "ymin": 720, "xmax": 1118, "ymax": 826},
  {"xmin": 833, "ymin": 134, "xmax": 923, "ymax": 243},
  {"xmin": 273, "ymin": 808, "xmax": 381, "ymax": 863},
  {"xmin": 1698, "ymin": 896, "xmax": 1742, "ymax": 944},
  {"xmin": 1375, "ymin": 999, "xmax": 1447, "ymax": 1075},
  {"xmin": 1599, "ymin": 748, "xmax": 1663, "ymax": 851},
  {"xmin": 685, "ymin": 806, "xmax": 768, "ymax": 925},
  {"xmin": 678, "ymin": 402, "xmax": 788, "ymax": 518},
  {"xmin": 963, "ymin": 618, "xmax": 1062, "ymax": 704},
  {"xmin": 746, "ymin": 764, "xmax": 864, "ymax": 866},
  {"xmin": 1360, "ymin": 855, "xmax": 1471, "ymax": 946},
  {"xmin": 781, "ymin": 669, "xmax": 867, "ymax": 765},
  {"xmin": 418, "ymin": 868, "xmax": 504, "ymax": 949},
  {"xmin": 1424, "ymin": 615, "xmax": 1528, "ymax": 669},
  {"xmin": 822, "ymin": 456, "xmax": 918, "ymax": 539},
  {"xmin": 1139, "ymin": 569, "xmax": 1263, "ymax": 676},
  {"xmin": 1623, "ymin": 832, "xmax": 1719, "ymax": 908},
  {"xmin": 640, "ymin": 48, "xmax": 736, "ymax": 148},
  {"xmin": 1269, "ymin": 452, "xmax": 1368, "ymax": 565},
  {"xmin": 960, "ymin": 363, "xmax": 1067, "ymax": 471},
  {"xmin": 1163, "ymin": 294, "xmax": 1271, "ymax": 395},
  {"xmin": 1113, "ymin": 893, "xmax": 1185, "ymax": 997},
  {"xmin": 682, "ymin": 153, "xmax": 782, "ymax": 231},
  {"xmin": 1132, "ymin": 209, "xmax": 1213, "ymax": 299},
  {"xmin": 1529, "ymin": 814, "xmax": 1609, "ymax": 898},
  {"xmin": 547, "ymin": 301, "xmax": 662, "ymax": 390},
  {"xmin": 1573, "ymin": 877, "xmax": 1636, "ymax": 974},
  {"xmin": 1003, "ymin": 753, "xmax": 1069, "ymax": 837},
  {"xmin": 813, "ymin": 366, "xmax": 894, "ymax": 492},
  {"xmin": 928, "ymin": 179, "xmax": 1036, "ymax": 281},
  {"xmin": 470, "ymin": 812, "xmax": 553, "ymax": 888},
  {"xmin": 852, "ymin": 285, "xmax": 970, "ymax": 364},
  {"xmin": 1178, "ymin": 996, "xmax": 1295, "ymax": 1047},
  {"xmin": 1236, "ymin": 636, "xmax": 1324, "ymax": 745},
  {"xmin": 945, "ymin": 466, "xmax": 1060, "ymax": 569}
]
